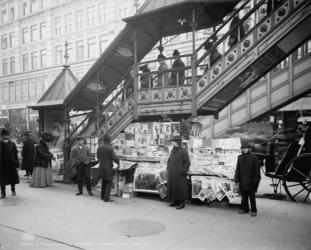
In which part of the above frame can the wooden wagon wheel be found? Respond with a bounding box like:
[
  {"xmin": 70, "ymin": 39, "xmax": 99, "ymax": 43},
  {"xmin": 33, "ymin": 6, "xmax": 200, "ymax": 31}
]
[{"xmin": 282, "ymin": 153, "xmax": 311, "ymax": 203}]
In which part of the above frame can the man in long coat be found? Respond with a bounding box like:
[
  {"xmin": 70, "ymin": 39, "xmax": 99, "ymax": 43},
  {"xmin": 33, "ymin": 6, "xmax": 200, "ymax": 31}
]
[
  {"xmin": 97, "ymin": 134, "xmax": 119, "ymax": 202},
  {"xmin": 22, "ymin": 131, "xmax": 35, "ymax": 177},
  {"xmin": 167, "ymin": 136, "xmax": 190, "ymax": 209},
  {"xmin": 0, "ymin": 129, "xmax": 19, "ymax": 199},
  {"xmin": 171, "ymin": 50, "xmax": 185, "ymax": 86},
  {"xmin": 235, "ymin": 142, "xmax": 261, "ymax": 217}
]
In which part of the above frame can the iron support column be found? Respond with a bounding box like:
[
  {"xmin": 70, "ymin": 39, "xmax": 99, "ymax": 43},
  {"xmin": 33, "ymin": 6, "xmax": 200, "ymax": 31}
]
[
  {"xmin": 191, "ymin": 8, "xmax": 197, "ymax": 118},
  {"xmin": 133, "ymin": 29, "xmax": 139, "ymax": 120}
]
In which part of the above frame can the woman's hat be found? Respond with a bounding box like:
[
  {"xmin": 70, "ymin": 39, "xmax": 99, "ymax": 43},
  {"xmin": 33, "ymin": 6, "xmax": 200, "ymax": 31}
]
[
  {"xmin": 1, "ymin": 128, "xmax": 10, "ymax": 136},
  {"xmin": 157, "ymin": 54, "xmax": 166, "ymax": 60},
  {"xmin": 41, "ymin": 132, "xmax": 53, "ymax": 142},
  {"xmin": 173, "ymin": 50, "xmax": 180, "ymax": 56},
  {"xmin": 171, "ymin": 135, "xmax": 182, "ymax": 142}
]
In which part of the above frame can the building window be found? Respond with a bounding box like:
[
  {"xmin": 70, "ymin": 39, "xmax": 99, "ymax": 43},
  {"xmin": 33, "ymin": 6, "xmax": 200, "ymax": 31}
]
[
  {"xmin": 30, "ymin": 0, "xmax": 36, "ymax": 13},
  {"xmin": 22, "ymin": 79, "xmax": 28, "ymax": 101},
  {"xmin": 76, "ymin": 40, "xmax": 84, "ymax": 61},
  {"xmin": 119, "ymin": 7, "xmax": 128, "ymax": 18},
  {"xmin": 29, "ymin": 78, "xmax": 35, "ymax": 101},
  {"xmin": 23, "ymin": 2, "xmax": 28, "ymax": 16},
  {"xmin": 40, "ymin": 22, "xmax": 47, "ymax": 40},
  {"xmin": 15, "ymin": 81, "xmax": 21, "ymax": 101},
  {"xmin": 55, "ymin": 45, "xmax": 63, "ymax": 65},
  {"xmin": 75, "ymin": 10, "xmax": 84, "ymax": 30},
  {"xmin": 55, "ymin": 16, "xmax": 62, "ymax": 35},
  {"xmin": 65, "ymin": 13, "xmax": 72, "ymax": 33},
  {"xmin": 99, "ymin": 34, "xmax": 108, "ymax": 54},
  {"xmin": 35, "ymin": 77, "xmax": 42, "ymax": 98},
  {"xmin": 10, "ymin": 57, "xmax": 15, "ymax": 73},
  {"xmin": 9, "ymin": 32, "xmax": 14, "ymax": 48},
  {"xmin": 31, "ymin": 52, "xmax": 38, "ymax": 70},
  {"xmin": 40, "ymin": 49, "xmax": 47, "ymax": 68},
  {"xmin": 42, "ymin": 75, "xmax": 48, "ymax": 92},
  {"xmin": 9, "ymin": 81, "xmax": 15, "ymax": 102},
  {"xmin": 2, "ymin": 59, "xmax": 8, "ymax": 75},
  {"xmin": 98, "ymin": 4, "xmax": 106, "ymax": 23},
  {"xmin": 87, "ymin": 6, "xmax": 96, "ymax": 26},
  {"xmin": 31, "ymin": 25, "xmax": 38, "ymax": 42},
  {"xmin": 1, "ymin": 34, "xmax": 8, "ymax": 50},
  {"xmin": 67, "ymin": 42, "xmax": 73, "ymax": 63},
  {"xmin": 22, "ymin": 27, "xmax": 29, "ymax": 44},
  {"xmin": 1, "ymin": 10, "xmax": 7, "ymax": 23},
  {"xmin": 22, "ymin": 54, "xmax": 29, "ymax": 71},
  {"xmin": 10, "ymin": 7, "xmax": 14, "ymax": 20},
  {"xmin": 87, "ymin": 38, "xmax": 97, "ymax": 59},
  {"xmin": 2, "ymin": 84, "xmax": 9, "ymax": 102}
]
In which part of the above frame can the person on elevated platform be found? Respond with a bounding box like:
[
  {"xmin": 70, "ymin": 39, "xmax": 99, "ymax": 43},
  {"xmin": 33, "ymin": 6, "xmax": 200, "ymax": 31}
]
[
  {"xmin": 228, "ymin": 15, "xmax": 245, "ymax": 48},
  {"xmin": 139, "ymin": 64, "xmax": 151, "ymax": 89},
  {"xmin": 170, "ymin": 50, "xmax": 185, "ymax": 86},
  {"xmin": 155, "ymin": 54, "xmax": 169, "ymax": 88},
  {"xmin": 203, "ymin": 38, "xmax": 222, "ymax": 70}
]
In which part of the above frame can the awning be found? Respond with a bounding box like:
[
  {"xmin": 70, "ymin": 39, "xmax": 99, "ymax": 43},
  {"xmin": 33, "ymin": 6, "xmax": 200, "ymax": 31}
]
[{"xmin": 29, "ymin": 66, "xmax": 78, "ymax": 110}]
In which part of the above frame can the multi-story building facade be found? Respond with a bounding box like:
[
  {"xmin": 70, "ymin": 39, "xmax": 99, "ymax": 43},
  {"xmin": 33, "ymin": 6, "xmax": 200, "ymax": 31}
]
[{"xmin": 0, "ymin": 0, "xmax": 141, "ymax": 136}]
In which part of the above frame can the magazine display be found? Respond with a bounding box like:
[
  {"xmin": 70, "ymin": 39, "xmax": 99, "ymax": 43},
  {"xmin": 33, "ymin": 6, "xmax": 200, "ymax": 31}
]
[{"xmin": 111, "ymin": 121, "xmax": 241, "ymax": 202}]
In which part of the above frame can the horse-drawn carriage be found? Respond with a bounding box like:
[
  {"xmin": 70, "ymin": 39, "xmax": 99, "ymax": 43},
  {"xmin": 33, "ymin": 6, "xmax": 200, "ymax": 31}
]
[{"xmin": 255, "ymin": 117, "xmax": 311, "ymax": 203}]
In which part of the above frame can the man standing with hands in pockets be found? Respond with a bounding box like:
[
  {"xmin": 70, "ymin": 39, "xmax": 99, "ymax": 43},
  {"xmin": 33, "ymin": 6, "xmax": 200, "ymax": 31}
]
[
  {"xmin": 97, "ymin": 134, "xmax": 119, "ymax": 202},
  {"xmin": 70, "ymin": 136, "xmax": 93, "ymax": 196}
]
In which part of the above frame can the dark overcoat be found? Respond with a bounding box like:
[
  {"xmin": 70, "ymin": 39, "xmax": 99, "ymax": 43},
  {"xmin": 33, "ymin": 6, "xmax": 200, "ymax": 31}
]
[
  {"xmin": 171, "ymin": 59, "xmax": 185, "ymax": 85},
  {"xmin": 22, "ymin": 138, "xmax": 35, "ymax": 173},
  {"xmin": 234, "ymin": 152, "xmax": 261, "ymax": 192},
  {"xmin": 97, "ymin": 143, "xmax": 120, "ymax": 181},
  {"xmin": 35, "ymin": 139, "xmax": 53, "ymax": 168},
  {"xmin": 167, "ymin": 147, "xmax": 190, "ymax": 200},
  {"xmin": 0, "ymin": 140, "xmax": 20, "ymax": 186}
]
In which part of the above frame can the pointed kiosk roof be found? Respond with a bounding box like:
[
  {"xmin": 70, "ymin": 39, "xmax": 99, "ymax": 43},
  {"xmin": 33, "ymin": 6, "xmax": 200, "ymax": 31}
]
[
  {"xmin": 29, "ymin": 66, "xmax": 78, "ymax": 110},
  {"xmin": 64, "ymin": 0, "xmax": 238, "ymax": 110}
]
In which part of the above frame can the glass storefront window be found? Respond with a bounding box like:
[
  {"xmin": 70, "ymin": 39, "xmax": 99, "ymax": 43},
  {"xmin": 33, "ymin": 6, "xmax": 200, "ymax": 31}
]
[
  {"xmin": 9, "ymin": 81, "xmax": 15, "ymax": 102},
  {"xmin": 3, "ymin": 85, "xmax": 9, "ymax": 103},
  {"xmin": 16, "ymin": 81, "xmax": 21, "ymax": 101},
  {"xmin": 29, "ymin": 78, "xmax": 35, "ymax": 101},
  {"xmin": 35, "ymin": 77, "xmax": 42, "ymax": 98},
  {"xmin": 22, "ymin": 79, "xmax": 28, "ymax": 101}
]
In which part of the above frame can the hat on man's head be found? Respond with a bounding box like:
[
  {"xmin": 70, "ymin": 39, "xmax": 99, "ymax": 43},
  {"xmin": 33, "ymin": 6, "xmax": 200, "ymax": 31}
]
[
  {"xmin": 240, "ymin": 140, "xmax": 252, "ymax": 148},
  {"xmin": 103, "ymin": 134, "xmax": 111, "ymax": 143},
  {"xmin": 171, "ymin": 135, "xmax": 182, "ymax": 142},
  {"xmin": 173, "ymin": 50, "xmax": 180, "ymax": 56},
  {"xmin": 139, "ymin": 64, "xmax": 150, "ymax": 72},
  {"xmin": 41, "ymin": 132, "xmax": 53, "ymax": 142},
  {"xmin": 157, "ymin": 54, "xmax": 166, "ymax": 60},
  {"xmin": 77, "ymin": 136, "xmax": 84, "ymax": 141},
  {"xmin": 1, "ymin": 128, "xmax": 10, "ymax": 136}
]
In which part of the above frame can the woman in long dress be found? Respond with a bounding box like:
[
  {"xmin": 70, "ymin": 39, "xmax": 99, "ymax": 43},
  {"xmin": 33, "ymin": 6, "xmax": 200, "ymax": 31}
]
[{"xmin": 30, "ymin": 132, "xmax": 54, "ymax": 188}]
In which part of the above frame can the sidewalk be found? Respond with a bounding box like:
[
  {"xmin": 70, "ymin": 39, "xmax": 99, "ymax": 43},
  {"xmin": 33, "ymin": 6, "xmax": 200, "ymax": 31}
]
[{"xmin": 0, "ymin": 175, "xmax": 310, "ymax": 250}]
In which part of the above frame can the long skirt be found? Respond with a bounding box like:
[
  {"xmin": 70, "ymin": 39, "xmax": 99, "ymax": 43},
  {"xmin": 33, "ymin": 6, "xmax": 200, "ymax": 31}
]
[{"xmin": 30, "ymin": 167, "xmax": 54, "ymax": 188}]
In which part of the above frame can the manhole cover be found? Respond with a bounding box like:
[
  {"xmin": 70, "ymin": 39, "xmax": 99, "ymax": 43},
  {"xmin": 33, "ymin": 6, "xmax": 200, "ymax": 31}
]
[{"xmin": 110, "ymin": 219, "xmax": 165, "ymax": 237}]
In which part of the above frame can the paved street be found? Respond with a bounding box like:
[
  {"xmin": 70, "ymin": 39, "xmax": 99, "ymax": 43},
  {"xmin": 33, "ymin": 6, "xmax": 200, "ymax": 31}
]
[{"xmin": 0, "ymin": 174, "xmax": 310, "ymax": 250}]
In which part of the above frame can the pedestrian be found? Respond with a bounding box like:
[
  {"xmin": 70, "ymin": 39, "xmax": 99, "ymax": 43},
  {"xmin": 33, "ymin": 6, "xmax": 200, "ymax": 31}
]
[
  {"xmin": 235, "ymin": 141, "xmax": 261, "ymax": 217},
  {"xmin": 156, "ymin": 54, "xmax": 169, "ymax": 87},
  {"xmin": 22, "ymin": 130, "xmax": 35, "ymax": 178},
  {"xmin": 70, "ymin": 136, "xmax": 93, "ymax": 196},
  {"xmin": 167, "ymin": 135, "xmax": 191, "ymax": 209},
  {"xmin": 203, "ymin": 39, "xmax": 222, "ymax": 70},
  {"xmin": 170, "ymin": 50, "xmax": 185, "ymax": 86},
  {"xmin": 30, "ymin": 132, "xmax": 54, "ymax": 188},
  {"xmin": 97, "ymin": 134, "xmax": 119, "ymax": 202},
  {"xmin": 0, "ymin": 129, "xmax": 19, "ymax": 199},
  {"xmin": 139, "ymin": 64, "xmax": 151, "ymax": 89},
  {"xmin": 228, "ymin": 15, "xmax": 245, "ymax": 48}
]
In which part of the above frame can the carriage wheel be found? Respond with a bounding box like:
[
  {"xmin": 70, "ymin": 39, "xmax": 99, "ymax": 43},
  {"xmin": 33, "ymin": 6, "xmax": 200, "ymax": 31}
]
[{"xmin": 282, "ymin": 153, "xmax": 311, "ymax": 203}]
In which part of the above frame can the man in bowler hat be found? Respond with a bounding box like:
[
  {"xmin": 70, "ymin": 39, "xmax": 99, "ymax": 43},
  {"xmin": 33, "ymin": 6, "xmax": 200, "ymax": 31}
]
[
  {"xmin": 235, "ymin": 141, "xmax": 261, "ymax": 217},
  {"xmin": 167, "ymin": 135, "xmax": 190, "ymax": 209},
  {"xmin": 97, "ymin": 134, "xmax": 119, "ymax": 202}
]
